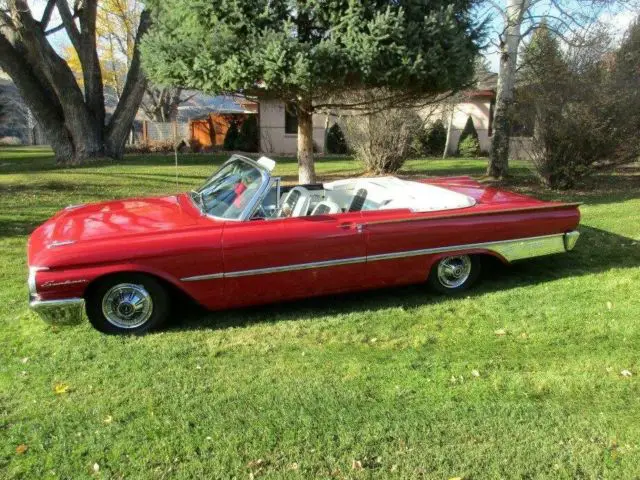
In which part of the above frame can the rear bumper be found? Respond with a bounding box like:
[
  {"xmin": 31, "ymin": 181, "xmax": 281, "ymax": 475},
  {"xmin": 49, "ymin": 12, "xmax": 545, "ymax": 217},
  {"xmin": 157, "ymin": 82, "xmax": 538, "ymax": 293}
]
[
  {"xmin": 564, "ymin": 230, "xmax": 580, "ymax": 251},
  {"xmin": 29, "ymin": 298, "xmax": 85, "ymax": 325},
  {"xmin": 489, "ymin": 230, "xmax": 580, "ymax": 262}
]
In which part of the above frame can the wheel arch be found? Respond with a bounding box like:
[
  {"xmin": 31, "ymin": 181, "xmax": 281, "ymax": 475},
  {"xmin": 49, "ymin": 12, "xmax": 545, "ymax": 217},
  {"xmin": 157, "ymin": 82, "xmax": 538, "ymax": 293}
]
[
  {"xmin": 82, "ymin": 266, "xmax": 200, "ymax": 308},
  {"xmin": 426, "ymin": 248, "xmax": 508, "ymax": 272}
]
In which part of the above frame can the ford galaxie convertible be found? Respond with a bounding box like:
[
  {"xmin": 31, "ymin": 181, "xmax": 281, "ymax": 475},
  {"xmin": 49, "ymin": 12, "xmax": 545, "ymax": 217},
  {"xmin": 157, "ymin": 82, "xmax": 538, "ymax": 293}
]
[{"xmin": 28, "ymin": 155, "xmax": 580, "ymax": 334}]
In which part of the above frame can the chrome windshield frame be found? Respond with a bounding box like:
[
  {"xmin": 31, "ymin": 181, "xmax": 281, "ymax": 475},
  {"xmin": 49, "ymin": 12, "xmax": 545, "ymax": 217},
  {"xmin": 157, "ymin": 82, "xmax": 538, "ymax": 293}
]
[{"xmin": 189, "ymin": 154, "xmax": 273, "ymax": 222}]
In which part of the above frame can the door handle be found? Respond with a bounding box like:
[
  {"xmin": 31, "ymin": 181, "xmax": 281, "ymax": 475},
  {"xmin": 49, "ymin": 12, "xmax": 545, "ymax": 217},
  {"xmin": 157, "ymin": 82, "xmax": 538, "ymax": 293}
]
[{"xmin": 338, "ymin": 223, "xmax": 364, "ymax": 233}]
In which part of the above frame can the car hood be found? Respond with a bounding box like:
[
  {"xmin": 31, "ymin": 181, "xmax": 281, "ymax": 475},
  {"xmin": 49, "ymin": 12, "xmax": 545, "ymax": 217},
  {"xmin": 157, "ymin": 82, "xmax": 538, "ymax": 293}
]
[{"xmin": 35, "ymin": 195, "xmax": 200, "ymax": 247}]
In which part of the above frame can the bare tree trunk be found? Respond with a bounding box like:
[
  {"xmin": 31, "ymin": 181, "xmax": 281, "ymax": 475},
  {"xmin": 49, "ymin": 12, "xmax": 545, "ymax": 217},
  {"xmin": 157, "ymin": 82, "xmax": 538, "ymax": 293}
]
[
  {"xmin": 105, "ymin": 10, "xmax": 151, "ymax": 159},
  {"xmin": 297, "ymin": 99, "xmax": 316, "ymax": 184},
  {"xmin": 0, "ymin": 2, "xmax": 150, "ymax": 165},
  {"xmin": 487, "ymin": 0, "xmax": 528, "ymax": 178}
]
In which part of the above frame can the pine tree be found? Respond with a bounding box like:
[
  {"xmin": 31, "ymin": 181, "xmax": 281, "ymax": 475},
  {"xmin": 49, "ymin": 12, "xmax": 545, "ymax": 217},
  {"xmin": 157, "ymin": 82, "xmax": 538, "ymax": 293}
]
[{"xmin": 142, "ymin": 0, "xmax": 481, "ymax": 183}]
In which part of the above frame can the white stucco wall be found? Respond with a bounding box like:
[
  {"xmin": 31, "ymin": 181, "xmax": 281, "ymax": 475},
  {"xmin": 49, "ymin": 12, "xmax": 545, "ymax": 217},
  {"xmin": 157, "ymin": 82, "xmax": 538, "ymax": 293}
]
[
  {"xmin": 420, "ymin": 97, "xmax": 493, "ymax": 154},
  {"xmin": 259, "ymin": 96, "xmax": 495, "ymax": 156},
  {"xmin": 259, "ymin": 99, "xmax": 328, "ymax": 154}
]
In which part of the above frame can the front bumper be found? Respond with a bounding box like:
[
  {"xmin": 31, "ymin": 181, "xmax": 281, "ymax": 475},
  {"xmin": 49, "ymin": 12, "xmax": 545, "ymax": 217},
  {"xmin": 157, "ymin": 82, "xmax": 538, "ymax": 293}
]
[{"xmin": 29, "ymin": 298, "xmax": 85, "ymax": 325}]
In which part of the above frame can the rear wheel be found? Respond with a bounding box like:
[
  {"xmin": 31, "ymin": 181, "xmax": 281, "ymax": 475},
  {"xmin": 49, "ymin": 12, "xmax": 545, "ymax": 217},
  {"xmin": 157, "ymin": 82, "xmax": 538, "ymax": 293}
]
[
  {"xmin": 86, "ymin": 274, "xmax": 170, "ymax": 334},
  {"xmin": 428, "ymin": 254, "xmax": 481, "ymax": 294}
]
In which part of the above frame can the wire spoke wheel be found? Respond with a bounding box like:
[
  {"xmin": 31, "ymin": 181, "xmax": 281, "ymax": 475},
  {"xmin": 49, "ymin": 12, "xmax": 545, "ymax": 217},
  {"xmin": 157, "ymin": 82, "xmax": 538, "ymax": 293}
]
[{"xmin": 101, "ymin": 283, "xmax": 154, "ymax": 329}]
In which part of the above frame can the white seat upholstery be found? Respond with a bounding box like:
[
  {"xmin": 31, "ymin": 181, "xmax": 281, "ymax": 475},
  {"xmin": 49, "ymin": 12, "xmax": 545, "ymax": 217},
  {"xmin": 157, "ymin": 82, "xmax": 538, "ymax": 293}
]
[
  {"xmin": 278, "ymin": 186, "xmax": 311, "ymax": 217},
  {"xmin": 311, "ymin": 200, "xmax": 341, "ymax": 215}
]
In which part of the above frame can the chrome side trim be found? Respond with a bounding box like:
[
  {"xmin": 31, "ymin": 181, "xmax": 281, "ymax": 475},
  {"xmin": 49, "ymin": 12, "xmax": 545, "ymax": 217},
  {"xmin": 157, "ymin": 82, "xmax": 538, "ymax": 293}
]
[
  {"xmin": 181, "ymin": 272, "xmax": 225, "ymax": 282},
  {"xmin": 179, "ymin": 231, "xmax": 580, "ymax": 282},
  {"xmin": 225, "ymin": 256, "xmax": 368, "ymax": 278},
  {"xmin": 367, "ymin": 233, "xmax": 569, "ymax": 263},
  {"xmin": 30, "ymin": 298, "xmax": 85, "ymax": 325}
]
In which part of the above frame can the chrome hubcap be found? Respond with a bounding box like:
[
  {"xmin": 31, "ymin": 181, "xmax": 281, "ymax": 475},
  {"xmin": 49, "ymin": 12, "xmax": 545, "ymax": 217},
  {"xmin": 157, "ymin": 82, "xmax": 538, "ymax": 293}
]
[
  {"xmin": 437, "ymin": 255, "xmax": 472, "ymax": 288},
  {"xmin": 102, "ymin": 283, "xmax": 153, "ymax": 329}
]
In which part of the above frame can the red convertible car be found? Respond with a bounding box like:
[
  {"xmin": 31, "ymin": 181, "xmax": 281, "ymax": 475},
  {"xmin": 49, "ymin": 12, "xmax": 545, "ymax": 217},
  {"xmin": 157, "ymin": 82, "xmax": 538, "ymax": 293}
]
[{"xmin": 28, "ymin": 155, "xmax": 580, "ymax": 334}]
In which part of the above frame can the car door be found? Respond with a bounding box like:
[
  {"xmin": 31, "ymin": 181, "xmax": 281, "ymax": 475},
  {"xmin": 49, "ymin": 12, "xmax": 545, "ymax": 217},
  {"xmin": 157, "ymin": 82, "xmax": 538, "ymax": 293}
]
[
  {"xmin": 221, "ymin": 211, "xmax": 366, "ymax": 308},
  {"xmin": 359, "ymin": 209, "xmax": 440, "ymax": 288}
]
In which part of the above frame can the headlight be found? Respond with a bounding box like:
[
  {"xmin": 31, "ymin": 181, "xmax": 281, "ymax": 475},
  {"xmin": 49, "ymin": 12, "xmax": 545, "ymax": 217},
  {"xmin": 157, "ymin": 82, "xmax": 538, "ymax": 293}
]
[{"xmin": 28, "ymin": 266, "xmax": 49, "ymax": 297}]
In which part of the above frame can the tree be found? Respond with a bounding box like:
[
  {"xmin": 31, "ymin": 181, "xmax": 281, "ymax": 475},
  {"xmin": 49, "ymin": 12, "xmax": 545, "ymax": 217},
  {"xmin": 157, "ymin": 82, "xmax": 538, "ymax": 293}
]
[
  {"xmin": 234, "ymin": 115, "xmax": 259, "ymax": 152},
  {"xmin": 344, "ymin": 101, "xmax": 421, "ymax": 174},
  {"xmin": 141, "ymin": 0, "xmax": 482, "ymax": 183},
  {"xmin": 63, "ymin": 0, "xmax": 190, "ymax": 123},
  {"xmin": 223, "ymin": 121, "xmax": 240, "ymax": 150},
  {"xmin": 0, "ymin": 0, "xmax": 150, "ymax": 164},
  {"xmin": 480, "ymin": 0, "xmax": 635, "ymax": 178},
  {"xmin": 520, "ymin": 22, "xmax": 640, "ymax": 188},
  {"xmin": 326, "ymin": 123, "xmax": 348, "ymax": 155},
  {"xmin": 457, "ymin": 116, "xmax": 480, "ymax": 156}
]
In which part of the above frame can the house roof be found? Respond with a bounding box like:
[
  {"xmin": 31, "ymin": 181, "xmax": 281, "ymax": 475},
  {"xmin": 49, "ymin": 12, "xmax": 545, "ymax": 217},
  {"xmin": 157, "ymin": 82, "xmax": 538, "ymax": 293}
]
[{"xmin": 176, "ymin": 93, "xmax": 257, "ymax": 121}]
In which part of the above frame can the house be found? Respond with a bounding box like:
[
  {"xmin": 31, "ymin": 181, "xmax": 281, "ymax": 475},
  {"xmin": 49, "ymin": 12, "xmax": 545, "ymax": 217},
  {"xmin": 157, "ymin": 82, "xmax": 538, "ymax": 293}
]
[
  {"xmin": 258, "ymin": 98, "xmax": 331, "ymax": 154},
  {"xmin": 256, "ymin": 72, "xmax": 498, "ymax": 156},
  {"xmin": 429, "ymin": 72, "xmax": 497, "ymax": 155},
  {"xmin": 134, "ymin": 93, "xmax": 258, "ymax": 147}
]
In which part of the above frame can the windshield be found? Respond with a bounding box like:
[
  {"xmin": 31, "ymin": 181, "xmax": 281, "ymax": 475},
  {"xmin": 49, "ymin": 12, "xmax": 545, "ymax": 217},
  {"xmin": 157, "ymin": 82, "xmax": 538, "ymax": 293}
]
[{"xmin": 191, "ymin": 157, "xmax": 266, "ymax": 220}]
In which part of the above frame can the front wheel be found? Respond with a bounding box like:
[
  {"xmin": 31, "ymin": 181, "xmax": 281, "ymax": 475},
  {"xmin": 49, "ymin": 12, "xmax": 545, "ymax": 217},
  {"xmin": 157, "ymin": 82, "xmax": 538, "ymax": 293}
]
[
  {"xmin": 86, "ymin": 274, "xmax": 170, "ymax": 334},
  {"xmin": 428, "ymin": 254, "xmax": 481, "ymax": 294}
]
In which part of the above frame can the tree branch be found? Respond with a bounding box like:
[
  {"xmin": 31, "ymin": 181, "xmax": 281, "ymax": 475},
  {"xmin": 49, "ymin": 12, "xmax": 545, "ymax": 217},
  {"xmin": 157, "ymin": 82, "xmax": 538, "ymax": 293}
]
[
  {"xmin": 39, "ymin": 0, "xmax": 57, "ymax": 30},
  {"xmin": 106, "ymin": 9, "xmax": 151, "ymax": 154},
  {"xmin": 55, "ymin": 0, "xmax": 81, "ymax": 52}
]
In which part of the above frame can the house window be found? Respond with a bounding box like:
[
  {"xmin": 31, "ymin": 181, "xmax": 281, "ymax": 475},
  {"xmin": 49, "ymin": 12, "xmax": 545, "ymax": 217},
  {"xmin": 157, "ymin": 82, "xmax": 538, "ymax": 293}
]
[{"xmin": 284, "ymin": 103, "xmax": 298, "ymax": 135}]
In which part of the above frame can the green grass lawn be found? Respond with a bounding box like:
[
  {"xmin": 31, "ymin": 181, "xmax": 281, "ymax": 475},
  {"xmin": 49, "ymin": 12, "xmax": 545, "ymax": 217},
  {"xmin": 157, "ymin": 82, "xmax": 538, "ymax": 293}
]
[{"xmin": 1, "ymin": 147, "xmax": 639, "ymax": 479}]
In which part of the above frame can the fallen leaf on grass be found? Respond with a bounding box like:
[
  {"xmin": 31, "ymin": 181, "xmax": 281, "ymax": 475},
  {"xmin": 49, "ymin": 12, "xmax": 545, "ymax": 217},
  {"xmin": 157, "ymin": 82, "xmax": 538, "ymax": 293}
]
[
  {"xmin": 93, "ymin": 463, "xmax": 100, "ymax": 472},
  {"xmin": 247, "ymin": 458, "xmax": 266, "ymax": 468},
  {"xmin": 471, "ymin": 369, "xmax": 480, "ymax": 378},
  {"xmin": 103, "ymin": 416, "xmax": 113, "ymax": 424},
  {"xmin": 621, "ymin": 369, "xmax": 633, "ymax": 378},
  {"xmin": 494, "ymin": 329, "xmax": 507, "ymax": 336},
  {"xmin": 21, "ymin": 357, "xmax": 29, "ymax": 364},
  {"xmin": 53, "ymin": 383, "xmax": 70, "ymax": 395},
  {"xmin": 352, "ymin": 460, "xmax": 363, "ymax": 471},
  {"xmin": 16, "ymin": 444, "xmax": 28, "ymax": 455},
  {"xmin": 606, "ymin": 301, "xmax": 613, "ymax": 310}
]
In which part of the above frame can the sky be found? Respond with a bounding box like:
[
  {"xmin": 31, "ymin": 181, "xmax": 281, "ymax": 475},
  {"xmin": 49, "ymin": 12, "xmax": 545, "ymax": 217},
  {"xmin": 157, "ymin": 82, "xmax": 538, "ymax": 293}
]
[{"xmin": 482, "ymin": 2, "xmax": 637, "ymax": 72}]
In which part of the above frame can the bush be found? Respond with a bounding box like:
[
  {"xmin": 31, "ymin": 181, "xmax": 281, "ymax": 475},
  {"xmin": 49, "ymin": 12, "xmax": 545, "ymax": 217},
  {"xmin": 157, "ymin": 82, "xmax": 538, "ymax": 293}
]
[
  {"xmin": 223, "ymin": 121, "xmax": 239, "ymax": 150},
  {"xmin": 0, "ymin": 136, "xmax": 23, "ymax": 146},
  {"xmin": 234, "ymin": 115, "xmax": 259, "ymax": 152},
  {"xmin": 425, "ymin": 120, "xmax": 447, "ymax": 155},
  {"xmin": 189, "ymin": 139, "xmax": 202, "ymax": 153},
  {"xmin": 521, "ymin": 24, "xmax": 640, "ymax": 188},
  {"xmin": 457, "ymin": 116, "xmax": 480, "ymax": 156},
  {"xmin": 411, "ymin": 119, "xmax": 447, "ymax": 156},
  {"xmin": 344, "ymin": 108, "xmax": 421, "ymax": 174},
  {"xmin": 125, "ymin": 141, "xmax": 176, "ymax": 154},
  {"xmin": 326, "ymin": 123, "xmax": 348, "ymax": 154},
  {"xmin": 458, "ymin": 136, "xmax": 480, "ymax": 158}
]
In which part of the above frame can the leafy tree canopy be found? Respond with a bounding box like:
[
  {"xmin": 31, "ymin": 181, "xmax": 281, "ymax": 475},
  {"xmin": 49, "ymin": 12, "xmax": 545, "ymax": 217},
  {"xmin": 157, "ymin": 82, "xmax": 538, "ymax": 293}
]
[{"xmin": 141, "ymin": 0, "xmax": 482, "ymax": 105}]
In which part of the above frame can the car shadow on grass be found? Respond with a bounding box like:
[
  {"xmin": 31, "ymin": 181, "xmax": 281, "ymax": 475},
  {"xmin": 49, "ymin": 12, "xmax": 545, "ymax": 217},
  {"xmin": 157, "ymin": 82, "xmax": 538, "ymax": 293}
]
[{"xmin": 166, "ymin": 225, "xmax": 639, "ymax": 333}]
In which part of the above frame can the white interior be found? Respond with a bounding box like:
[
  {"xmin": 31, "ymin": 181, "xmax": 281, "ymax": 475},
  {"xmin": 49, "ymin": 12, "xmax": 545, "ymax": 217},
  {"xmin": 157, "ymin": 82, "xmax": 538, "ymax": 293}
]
[{"xmin": 274, "ymin": 177, "xmax": 476, "ymax": 217}]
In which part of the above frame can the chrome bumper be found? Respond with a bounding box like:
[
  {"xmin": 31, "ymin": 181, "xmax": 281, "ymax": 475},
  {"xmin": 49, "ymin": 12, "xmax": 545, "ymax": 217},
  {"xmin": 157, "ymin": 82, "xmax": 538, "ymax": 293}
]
[
  {"xmin": 564, "ymin": 230, "xmax": 580, "ymax": 251},
  {"xmin": 29, "ymin": 298, "xmax": 85, "ymax": 325}
]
